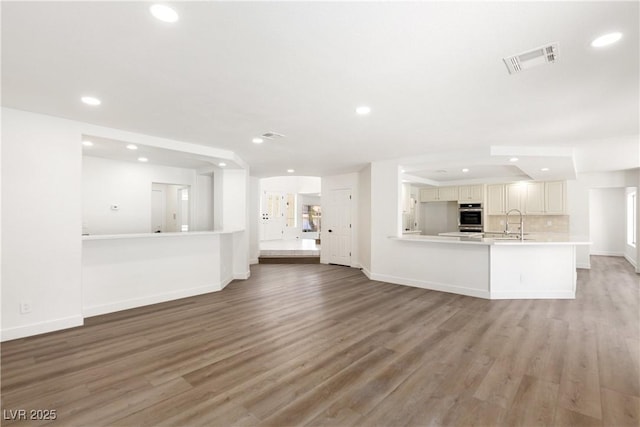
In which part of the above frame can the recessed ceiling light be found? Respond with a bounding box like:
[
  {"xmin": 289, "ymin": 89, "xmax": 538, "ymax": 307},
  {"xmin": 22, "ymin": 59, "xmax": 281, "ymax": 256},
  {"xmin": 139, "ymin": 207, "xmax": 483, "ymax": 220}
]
[
  {"xmin": 218, "ymin": 162, "xmax": 227, "ymax": 167},
  {"xmin": 541, "ymin": 167, "xmax": 550, "ymax": 171},
  {"xmin": 126, "ymin": 144, "xmax": 138, "ymax": 150},
  {"xmin": 591, "ymin": 32, "xmax": 622, "ymax": 48},
  {"xmin": 462, "ymin": 168, "xmax": 470, "ymax": 173},
  {"xmin": 287, "ymin": 169, "xmax": 295, "ymax": 173},
  {"xmin": 82, "ymin": 140, "xmax": 93, "ymax": 147},
  {"xmin": 138, "ymin": 157, "xmax": 148, "ymax": 162},
  {"xmin": 150, "ymin": 4, "xmax": 179, "ymax": 23},
  {"xmin": 355, "ymin": 106, "xmax": 371, "ymax": 115},
  {"xmin": 252, "ymin": 138, "xmax": 264, "ymax": 144},
  {"xmin": 509, "ymin": 157, "xmax": 519, "ymax": 162},
  {"xmin": 81, "ymin": 96, "xmax": 101, "ymax": 106}
]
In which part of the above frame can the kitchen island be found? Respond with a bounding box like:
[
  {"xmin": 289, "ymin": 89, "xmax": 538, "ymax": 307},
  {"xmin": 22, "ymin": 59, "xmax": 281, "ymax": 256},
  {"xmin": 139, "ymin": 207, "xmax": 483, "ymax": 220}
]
[{"xmin": 372, "ymin": 234, "xmax": 591, "ymax": 300}]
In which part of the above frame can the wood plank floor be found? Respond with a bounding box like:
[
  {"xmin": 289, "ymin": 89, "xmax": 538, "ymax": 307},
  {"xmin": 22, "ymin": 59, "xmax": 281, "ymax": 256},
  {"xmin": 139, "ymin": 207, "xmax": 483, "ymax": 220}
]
[{"xmin": 1, "ymin": 255, "xmax": 639, "ymax": 426}]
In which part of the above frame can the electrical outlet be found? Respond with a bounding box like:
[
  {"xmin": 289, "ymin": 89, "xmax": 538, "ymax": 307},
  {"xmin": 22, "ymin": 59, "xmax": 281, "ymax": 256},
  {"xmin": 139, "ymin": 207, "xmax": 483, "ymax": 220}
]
[
  {"xmin": 20, "ymin": 300, "xmax": 32, "ymax": 314},
  {"xmin": 499, "ymin": 220, "xmax": 505, "ymax": 225},
  {"xmin": 546, "ymin": 220, "xmax": 552, "ymax": 226}
]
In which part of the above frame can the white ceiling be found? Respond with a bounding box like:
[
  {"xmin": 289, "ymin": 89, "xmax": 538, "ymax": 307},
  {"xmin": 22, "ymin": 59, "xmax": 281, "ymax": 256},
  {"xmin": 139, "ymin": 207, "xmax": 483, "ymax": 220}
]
[
  {"xmin": 81, "ymin": 135, "xmax": 237, "ymax": 171},
  {"xmin": 2, "ymin": 2, "xmax": 638, "ymax": 178}
]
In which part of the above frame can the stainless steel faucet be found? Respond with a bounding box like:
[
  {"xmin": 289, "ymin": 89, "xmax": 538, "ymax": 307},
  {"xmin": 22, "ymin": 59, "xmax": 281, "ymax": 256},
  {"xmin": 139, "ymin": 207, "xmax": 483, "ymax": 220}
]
[{"xmin": 505, "ymin": 209, "xmax": 524, "ymax": 241}]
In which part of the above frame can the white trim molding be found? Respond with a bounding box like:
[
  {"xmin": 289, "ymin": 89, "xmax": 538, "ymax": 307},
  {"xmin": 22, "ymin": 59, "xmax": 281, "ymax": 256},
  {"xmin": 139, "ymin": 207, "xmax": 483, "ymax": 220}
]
[
  {"xmin": 1, "ymin": 315, "xmax": 84, "ymax": 342},
  {"xmin": 369, "ymin": 272, "xmax": 491, "ymax": 300},
  {"xmin": 83, "ymin": 283, "xmax": 223, "ymax": 318}
]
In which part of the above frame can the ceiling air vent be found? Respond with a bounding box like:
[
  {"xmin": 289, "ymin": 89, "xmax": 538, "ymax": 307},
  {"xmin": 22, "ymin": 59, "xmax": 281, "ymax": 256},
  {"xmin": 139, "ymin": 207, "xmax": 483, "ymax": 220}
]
[
  {"xmin": 503, "ymin": 42, "xmax": 559, "ymax": 74},
  {"xmin": 261, "ymin": 131, "xmax": 285, "ymax": 140}
]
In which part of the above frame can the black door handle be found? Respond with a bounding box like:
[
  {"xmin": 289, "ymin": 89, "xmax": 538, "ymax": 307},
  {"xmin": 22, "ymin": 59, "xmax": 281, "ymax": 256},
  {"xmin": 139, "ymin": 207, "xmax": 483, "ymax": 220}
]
[{"xmin": 328, "ymin": 229, "xmax": 333, "ymax": 232}]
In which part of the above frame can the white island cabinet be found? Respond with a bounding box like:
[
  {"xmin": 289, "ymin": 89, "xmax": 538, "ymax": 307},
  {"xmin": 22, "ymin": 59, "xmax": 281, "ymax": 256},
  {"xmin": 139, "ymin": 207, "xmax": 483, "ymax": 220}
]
[{"xmin": 384, "ymin": 234, "xmax": 590, "ymax": 300}]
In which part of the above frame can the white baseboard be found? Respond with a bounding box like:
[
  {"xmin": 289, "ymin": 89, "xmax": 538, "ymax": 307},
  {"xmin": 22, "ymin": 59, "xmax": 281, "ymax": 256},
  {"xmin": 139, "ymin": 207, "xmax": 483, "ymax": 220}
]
[
  {"xmin": 576, "ymin": 261, "xmax": 591, "ymax": 269},
  {"xmin": 490, "ymin": 290, "xmax": 575, "ymax": 300},
  {"xmin": 368, "ymin": 272, "xmax": 491, "ymax": 299},
  {"xmin": 233, "ymin": 271, "xmax": 251, "ymax": 280},
  {"xmin": 83, "ymin": 283, "xmax": 223, "ymax": 318},
  {"xmin": 1, "ymin": 315, "xmax": 84, "ymax": 342},
  {"xmin": 624, "ymin": 254, "xmax": 638, "ymax": 268},
  {"xmin": 361, "ymin": 266, "xmax": 372, "ymax": 279},
  {"xmin": 250, "ymin": 258, "xmax": 259, "ymax": 265},
  {"xmin": 590, "ymin": 251, "xmax": 624, "ymax": 257}
]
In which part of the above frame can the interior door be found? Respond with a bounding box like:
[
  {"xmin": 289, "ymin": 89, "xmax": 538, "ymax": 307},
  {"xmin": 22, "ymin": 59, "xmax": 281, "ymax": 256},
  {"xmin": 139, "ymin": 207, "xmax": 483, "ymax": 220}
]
[
  {"xmin": 261, "ymin": 191, "xmax": 285, "ymax": 240},
  {"xmin": 151, "ymin": 189, "xmax": 165, "ymax": 232},
  {"xmin": 326, "ymin": 189, "xmax": 352, "ymax": 266}
]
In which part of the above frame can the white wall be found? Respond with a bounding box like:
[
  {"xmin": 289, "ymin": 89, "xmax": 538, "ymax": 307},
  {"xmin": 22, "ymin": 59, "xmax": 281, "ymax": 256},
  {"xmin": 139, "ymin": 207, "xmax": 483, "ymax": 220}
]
[
  {"xmin": 249, "ymin": 176, "xmax": 260, "ymax": 264},
  {"xmin": 567, "ymin": 169, "xmax": 639, "ymax": 269},
  {"xmin": 222, "ymin": 169, "xmax": 251, "ymax": 279},
  {"xmin": 83, "ymin": 156, "xmax": 198, "ymax": 235},
  {"xmin": 418, "ymin": 201, "xmax": 458, "ymax": 235},
  {"xmin": 321, "ymin": 172, "xmax": 360, "ymax": 267},
  {"xmin": 1, "ymin": 107, "xmax": 250, "ymax": 341},
  {"xmin": 625, "ymin": 187, "xmax": 638, "ymax": 268},
  {"xmin": 193, "ymin": 173, "xmax": 213, "ymax": 231},
  {"xmin": 2, "ymin": 109, "xmax": 84, "ymax": 340},
  {"xmin": 589, "ymin": 188, "xmax": 626, "ymax": 256},
  {"xmin": 358, "ymin": 165, "xmax": 372, "ymax": 274}
]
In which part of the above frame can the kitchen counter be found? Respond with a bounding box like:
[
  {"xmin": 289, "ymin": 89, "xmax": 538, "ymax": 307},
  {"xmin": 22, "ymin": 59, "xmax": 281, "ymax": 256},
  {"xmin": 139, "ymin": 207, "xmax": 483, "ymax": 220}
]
[
  {"xmin": 393, "ymin": 233, "xmax": 590, "ymax": 246},
  {"xmin": 82, "ymin": 229, "xmax": 243, "ymax": 240},
  {"xmin": 402, "ymin": 230, "xmax": 422, "ymax": 235},
  {"xmin": 375, "ymin": 233, "xmax": 591, "ymax": 300}
]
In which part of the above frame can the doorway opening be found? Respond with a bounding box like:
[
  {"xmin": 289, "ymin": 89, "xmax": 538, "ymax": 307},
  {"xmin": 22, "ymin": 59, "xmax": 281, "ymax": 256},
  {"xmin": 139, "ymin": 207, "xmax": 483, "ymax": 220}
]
[{"xmin": 258, "ymin": 176, "xmax": 322, "ymax": 263}]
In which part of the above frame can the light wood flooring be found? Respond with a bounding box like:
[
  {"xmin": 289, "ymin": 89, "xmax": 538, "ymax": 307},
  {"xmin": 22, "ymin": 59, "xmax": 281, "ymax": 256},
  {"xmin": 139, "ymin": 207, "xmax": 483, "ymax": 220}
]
[{"xmin": 1, "ymin": 256, "xmax": 639, "ymax": 426}]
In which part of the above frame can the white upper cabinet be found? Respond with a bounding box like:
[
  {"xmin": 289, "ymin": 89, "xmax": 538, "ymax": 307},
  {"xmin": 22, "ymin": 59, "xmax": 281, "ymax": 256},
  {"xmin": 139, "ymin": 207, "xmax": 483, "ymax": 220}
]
[
  {"xmin": 486, "ymin": 184, "xmax": 506, "ymax": 215},
  {"xmin": 486, "ymin": 181, "xmax": 567, "ymax": 215},
  {"xmin": 420, "ymin": 186, "xmax": 458, "ymax": 202},
  {"xmin": 525, "ymin": 182, "xmax": 545, "ymax": 214},
  {"xmin": 420, "ymin": 187, "xmax": 439, "ymax": 202},
  {"xmin": 545, "ymin": 181, "xmax": 567, "ymax": 214},
  {"xmin": 506, "ymin": 183, "xmax": 525, "ymax": 212},
  {"xmin": 439, "ymin": 186, "xmax": 459, "ymax": 201},
  {"xmin": 458, "ymin": 185, "xmax": 484, "ymax": 202}
]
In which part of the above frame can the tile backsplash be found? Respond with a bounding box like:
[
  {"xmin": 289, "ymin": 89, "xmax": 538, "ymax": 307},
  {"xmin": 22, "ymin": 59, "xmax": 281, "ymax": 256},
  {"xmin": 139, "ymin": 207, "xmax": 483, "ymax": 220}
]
[{"xmin": 486, "ymin": 215, "xmax": 569, "ymax": 233}]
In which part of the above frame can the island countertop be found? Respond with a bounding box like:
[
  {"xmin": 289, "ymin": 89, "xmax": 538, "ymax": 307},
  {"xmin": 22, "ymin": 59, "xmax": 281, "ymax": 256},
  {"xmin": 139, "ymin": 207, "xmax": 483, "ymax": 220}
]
[{"xmin": 390, "ymin": 233, "xmax": 591, "ymax": 246}]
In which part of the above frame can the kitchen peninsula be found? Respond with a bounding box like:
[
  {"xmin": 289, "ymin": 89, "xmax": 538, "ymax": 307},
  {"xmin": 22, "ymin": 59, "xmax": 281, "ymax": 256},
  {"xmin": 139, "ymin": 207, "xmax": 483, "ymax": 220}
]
[
  {"xmin": 384, "ymin": 233, "xmax": 591, "ymax": 300},
  {"xmin": 82, "ymin": 230, "xmax": 248, "ymax": 317}
]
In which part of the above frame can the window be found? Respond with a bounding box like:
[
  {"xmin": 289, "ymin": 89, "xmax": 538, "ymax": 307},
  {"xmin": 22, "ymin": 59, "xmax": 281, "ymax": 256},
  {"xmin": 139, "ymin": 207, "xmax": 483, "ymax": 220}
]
[
  {"xmin": 302, "ymin": 205, "xmax": 321, "ymax": 232},
  {"xmin": 628, "ymin": 190, "xmax": 637, "ymax": 247}
]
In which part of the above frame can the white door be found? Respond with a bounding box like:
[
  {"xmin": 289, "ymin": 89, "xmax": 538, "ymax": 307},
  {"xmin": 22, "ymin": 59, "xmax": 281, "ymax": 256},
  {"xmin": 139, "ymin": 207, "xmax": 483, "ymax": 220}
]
[
  {"xmin": 326, "ymin": 189, "xmax": 352, "ymax": 266},
  {"xmin": 151, "ymin": 189, "xmax": 165, "ymax": 232},
  {"xmin": 261, "ymin": 191, "xmax": 285, "ymax": 240}
]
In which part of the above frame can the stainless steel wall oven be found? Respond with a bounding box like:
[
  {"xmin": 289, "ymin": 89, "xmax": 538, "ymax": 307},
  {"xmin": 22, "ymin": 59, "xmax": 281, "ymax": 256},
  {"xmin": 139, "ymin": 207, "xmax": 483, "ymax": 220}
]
[{"xmin": 459, "ymin": 203, "xmax": 483, "ymax": 232}]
